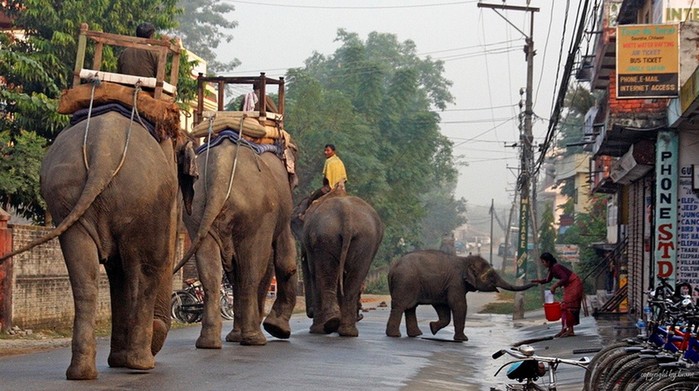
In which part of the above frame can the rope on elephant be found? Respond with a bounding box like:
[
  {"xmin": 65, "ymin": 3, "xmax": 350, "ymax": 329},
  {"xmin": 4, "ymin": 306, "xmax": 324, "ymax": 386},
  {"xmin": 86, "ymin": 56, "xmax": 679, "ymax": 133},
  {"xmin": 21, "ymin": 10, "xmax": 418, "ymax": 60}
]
[{"xmin": 81, "ymin": 75, "xmax": 101, "ymax": 170}]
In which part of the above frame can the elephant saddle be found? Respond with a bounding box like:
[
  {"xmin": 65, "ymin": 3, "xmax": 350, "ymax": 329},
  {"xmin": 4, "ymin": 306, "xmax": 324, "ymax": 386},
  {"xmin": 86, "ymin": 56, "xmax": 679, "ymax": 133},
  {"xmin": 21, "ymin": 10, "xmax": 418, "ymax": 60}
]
[{"xmin": 57, "ymin": 82, "xmax": 181, "ymax": 142}]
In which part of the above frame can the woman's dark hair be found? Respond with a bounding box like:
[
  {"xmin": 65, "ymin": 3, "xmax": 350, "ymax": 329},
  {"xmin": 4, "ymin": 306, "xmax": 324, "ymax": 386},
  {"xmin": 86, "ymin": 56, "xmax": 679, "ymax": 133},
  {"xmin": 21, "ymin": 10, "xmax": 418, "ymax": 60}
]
[
  {"xmin": 324, "ymin": 143, "xmax": 336, "ymax": 151},
  {"xmin": 675, "ymin": 282, "xmax": 692, "ymax": 297},
  {"xmin": 540, "ymin": 252, "xmax": 557, "ymax": 265}
]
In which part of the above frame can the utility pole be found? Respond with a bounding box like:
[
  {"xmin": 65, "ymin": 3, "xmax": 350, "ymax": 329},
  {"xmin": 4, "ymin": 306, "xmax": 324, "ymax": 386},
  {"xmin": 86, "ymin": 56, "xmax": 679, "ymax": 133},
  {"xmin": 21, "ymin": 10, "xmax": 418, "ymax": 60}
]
[
  {"xmin": 489, "ymin": 199, "xmax": 494, "ymax": 266},
  {"xmin": 478, "ymin": 2, "xmax": 538, "ymax": 320}
]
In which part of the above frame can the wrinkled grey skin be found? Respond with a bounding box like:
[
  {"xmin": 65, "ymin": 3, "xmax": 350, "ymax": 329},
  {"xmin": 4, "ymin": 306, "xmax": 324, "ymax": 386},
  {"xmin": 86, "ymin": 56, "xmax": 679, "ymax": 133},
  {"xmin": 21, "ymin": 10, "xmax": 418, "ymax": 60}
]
[
  {"xmin": 291, "ymin": 191, "xmax": 384, "ymax": 337},
  {"xmin": 29, "ymin": 113, "xmax": 191, "ymax": 380},
  {"xmin": 182, "ymin": 140, "xmax": 297, "ymax": 347},
  {"xmin": 386, "ymin": 250, "xmax": 536, "ymax": 341}
]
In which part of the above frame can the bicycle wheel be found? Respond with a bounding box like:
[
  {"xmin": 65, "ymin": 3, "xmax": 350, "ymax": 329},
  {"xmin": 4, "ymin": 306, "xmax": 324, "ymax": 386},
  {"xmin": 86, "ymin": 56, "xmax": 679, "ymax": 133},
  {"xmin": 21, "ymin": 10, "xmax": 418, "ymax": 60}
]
[
  {"xmin": 622, "ymin": 358, "xmax": 667, "ymax": 390},
  {"xmin": 220, "ymin": 293, "xmax": 234, "ymax": 320},
  {"xmin": 583, "ymin": 341, "xmax": 634, "ymax": 391},
  {"xmin": 589, "ymin": 348, "xmax": 635, "ymax": 390},
  {"xmin": 600, "ymin": 353, "xmax": 640, "ymax": 390},
  {"xmin": 643, "ymin": 373, "xmax": 699, "ymax": 391},
  {"xmin": 171, "ymin": 291, "xmax": 200, "ymax": 323}
]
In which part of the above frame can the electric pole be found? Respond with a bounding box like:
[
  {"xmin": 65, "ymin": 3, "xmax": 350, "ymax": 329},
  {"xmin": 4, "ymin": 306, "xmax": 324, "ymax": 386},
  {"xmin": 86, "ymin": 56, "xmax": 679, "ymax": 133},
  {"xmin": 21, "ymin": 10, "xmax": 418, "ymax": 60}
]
[{"xmin": 478, "ymin": 2, "xmax": 539, "ymax": 320}]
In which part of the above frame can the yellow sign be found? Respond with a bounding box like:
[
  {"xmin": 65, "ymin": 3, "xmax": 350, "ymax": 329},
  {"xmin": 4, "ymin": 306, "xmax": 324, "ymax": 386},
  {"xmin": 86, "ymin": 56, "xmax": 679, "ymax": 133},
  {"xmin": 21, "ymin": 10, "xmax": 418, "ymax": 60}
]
[{"xmin": 616, "ymin": 24, "xmax": 679, "ymax": 98}]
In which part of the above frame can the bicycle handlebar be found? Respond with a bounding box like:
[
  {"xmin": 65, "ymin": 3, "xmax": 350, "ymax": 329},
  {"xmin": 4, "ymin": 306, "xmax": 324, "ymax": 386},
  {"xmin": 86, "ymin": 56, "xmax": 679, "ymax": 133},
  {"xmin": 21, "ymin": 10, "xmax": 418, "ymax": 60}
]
[{"xmin": 492, "ymin": 346, "xmax": 591, "ymax": 368}]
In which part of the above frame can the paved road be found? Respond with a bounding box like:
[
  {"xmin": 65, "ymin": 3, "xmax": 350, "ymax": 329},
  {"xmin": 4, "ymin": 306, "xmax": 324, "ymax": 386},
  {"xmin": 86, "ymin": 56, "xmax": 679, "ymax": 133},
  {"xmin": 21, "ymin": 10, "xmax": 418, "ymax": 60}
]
[{"xmin": 0, "ymin": 293, "xmax": 596, "ymax": 390}]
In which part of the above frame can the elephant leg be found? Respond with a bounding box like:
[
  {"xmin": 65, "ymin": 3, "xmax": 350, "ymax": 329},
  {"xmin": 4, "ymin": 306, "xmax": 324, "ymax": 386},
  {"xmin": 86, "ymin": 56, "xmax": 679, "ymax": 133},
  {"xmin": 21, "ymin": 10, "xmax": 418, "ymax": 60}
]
[
  {"xmin": 151, "ymin": 207, "xmax": 177, "ymax": 355},
  {"xmin": 120, "ymin": 246, "xmax": 165, "ymax": 370},
  {"xmin": 104, "ymin": 259, "xmax": 129, "ymax": 368},
  {"xmin": 405, "ymin": 306, "xmax": 423, "ymax": 337},
  {"xmin": 60, "ymin": 230, "xmax": 100, "ymax": 380},
  {"xmin": 300, "ymin": 253, "xmax": 314, "ymax": 318},
  {"xmin": 385, "ymin": 304, "xmax": 404, "ymax": 337},
  {"xmin": 226, "ymin": 270, "xmax": 242, "ymax": 343},
  {"xmin": 312, "ymin": 252, "xmax": 340, "ymax": 334},
  {"xmin": 195, "ymin": 238, "xmax": 223, "ymax": 349},
  {"xmin": 264, "ymin": 229, "xmax": 297, "ymax": 339},
  {"xmin": 429, "ymin": 304, "xmax": 452, "ymax": 335},
  {"xmin": 337, "ymin": 288, "xmax": 359, "ymax": 337},
  {"xmin": 234, "ymin": 244, "xmax": 269, "ymax": 346},
  {"xmin": 450, "ymin": 296, "xmax": 468, "ymax": 342}
]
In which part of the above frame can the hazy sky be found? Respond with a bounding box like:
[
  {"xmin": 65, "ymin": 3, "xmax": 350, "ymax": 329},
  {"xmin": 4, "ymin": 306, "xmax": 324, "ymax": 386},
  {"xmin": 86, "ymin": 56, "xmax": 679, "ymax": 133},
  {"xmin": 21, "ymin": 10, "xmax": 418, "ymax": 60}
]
[{"xmin": 215, "ymin": 0, "xmax": 583, "ymax": 209}]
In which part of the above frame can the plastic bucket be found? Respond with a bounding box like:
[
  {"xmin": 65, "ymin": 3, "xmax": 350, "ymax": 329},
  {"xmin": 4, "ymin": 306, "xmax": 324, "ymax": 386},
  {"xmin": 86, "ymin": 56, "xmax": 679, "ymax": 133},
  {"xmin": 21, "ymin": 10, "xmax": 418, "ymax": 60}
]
[{"xmin": 544, "ymin": 302, "xmax": 561, "ymax": 321}]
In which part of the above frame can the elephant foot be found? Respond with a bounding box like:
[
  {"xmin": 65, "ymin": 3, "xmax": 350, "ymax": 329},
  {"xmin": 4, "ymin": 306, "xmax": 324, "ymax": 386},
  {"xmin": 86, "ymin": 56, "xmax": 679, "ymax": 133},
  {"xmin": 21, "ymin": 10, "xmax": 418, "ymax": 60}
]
[
  {"xmin": 453, "ymin": 333, "xmax": 468, "ymax": 342},
  {"xmin": 263, "ymin": 316, "xmax": 291, "ymax": 339},
  {"xmin": 126, "ymin": 349, "xmax": 155, "ymax": 370},
  {"xmin": 429, "ymin": 321, "xmax": 444, "ymax": 336},
  {"xmin": 385, "ymin": 328, "xmax": 401, "ymax": 338},
  {"xmin": 66, "ymin": 360, "xmax": 98, "ymax": 380},
  {"xmin": 310, "ymin": 322, "xmax": 328, "ymax": 334},
  {"xmin": 107, "ymin": 350, "xmax": 127, "ymax": 368},
  {"xmin": 240, "ymin": 330, "xmax": 267, "ymax": 346},
  {"xmin": 406, "ymin": 328, "xmax": 423, "ymax": 338},
  {"xmin": 196, "ymin": 335, "xmax": 222, "ymax": 349},
  {"xmin": 338, "ymin": 323, "xmax": 358, "ymax": 337},
  {"xmin": 225, "ymin": 329, "xmax": 242, "ymax": 343},
  {"xmin": 323, "ymin": 316, "xmax": 340, "ymax": 334},
  {"xmin": 151, "ymin": 318, "xmax": 170, "ymax": 355}
]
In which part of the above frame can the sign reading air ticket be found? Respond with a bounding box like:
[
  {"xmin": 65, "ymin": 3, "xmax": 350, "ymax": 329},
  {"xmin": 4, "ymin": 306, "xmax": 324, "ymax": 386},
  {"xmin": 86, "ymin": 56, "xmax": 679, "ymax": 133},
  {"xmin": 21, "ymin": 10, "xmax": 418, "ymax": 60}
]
[{"xmin": 616, "ymin": 24, "xmax": 679, "ymax": 99}]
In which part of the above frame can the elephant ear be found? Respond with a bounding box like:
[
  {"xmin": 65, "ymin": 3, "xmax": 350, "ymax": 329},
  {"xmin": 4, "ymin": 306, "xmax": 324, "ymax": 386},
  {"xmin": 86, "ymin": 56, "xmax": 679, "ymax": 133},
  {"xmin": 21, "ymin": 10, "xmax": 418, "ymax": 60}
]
[
  {"xmin": 461, "ymin": 264, "xmax": 479, "ymax": 292},
  {"xmin": 177, "ymin": 139, "xmax": 198, "ymax": 215}
]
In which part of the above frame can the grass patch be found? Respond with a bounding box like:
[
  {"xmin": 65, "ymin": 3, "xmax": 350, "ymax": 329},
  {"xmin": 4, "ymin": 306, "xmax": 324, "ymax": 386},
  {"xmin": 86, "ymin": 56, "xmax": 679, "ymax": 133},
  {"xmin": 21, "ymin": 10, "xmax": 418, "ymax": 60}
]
[{"xmin": 481, "ymin": 288, "xmax": 545, "ymax": 314}]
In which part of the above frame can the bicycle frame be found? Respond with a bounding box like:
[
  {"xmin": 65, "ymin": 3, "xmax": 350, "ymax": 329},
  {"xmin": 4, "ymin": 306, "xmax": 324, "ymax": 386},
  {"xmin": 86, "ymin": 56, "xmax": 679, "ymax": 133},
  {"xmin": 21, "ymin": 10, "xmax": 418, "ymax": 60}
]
[{"xmin": 492, "ymin": 345, "xmax": 590, "ymax": 391}]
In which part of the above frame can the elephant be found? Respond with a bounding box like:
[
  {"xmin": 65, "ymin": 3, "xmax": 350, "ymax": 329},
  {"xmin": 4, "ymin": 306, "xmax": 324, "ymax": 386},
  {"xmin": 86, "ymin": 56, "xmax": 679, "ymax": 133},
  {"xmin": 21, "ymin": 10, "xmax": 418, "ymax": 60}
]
[
  {"xmin": 178, "ymin": 138, "xmax": 298, "ymax": 348},
  {"xmin": 0, "ymin": 111, "xmax": 195, "ymax": 379},
  {"xmin": 291, "ymin": 190, "xmax": 384, "ymax": 337},
  {"xmin": 385, "ymin": 250, "xmax": 536, "ymax": 341}
]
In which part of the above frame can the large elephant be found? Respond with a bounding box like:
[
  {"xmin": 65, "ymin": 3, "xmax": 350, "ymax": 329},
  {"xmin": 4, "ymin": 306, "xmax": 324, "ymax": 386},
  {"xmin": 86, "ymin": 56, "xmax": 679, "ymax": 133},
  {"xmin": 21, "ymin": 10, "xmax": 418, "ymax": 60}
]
[
  {"xmin": 386, "ymin": 250, "xmax": 536, "ymax": 341},
  {"xmin": 179, "ymin": 138, "xmax": 298, "ymax": 348},
  {"xmin": 291, "ymin": 190, "xmax": 384, "ymax": 337},
  {"xmin": 0, "ymin": 112, "xmax": 194, "ymax": 379}
]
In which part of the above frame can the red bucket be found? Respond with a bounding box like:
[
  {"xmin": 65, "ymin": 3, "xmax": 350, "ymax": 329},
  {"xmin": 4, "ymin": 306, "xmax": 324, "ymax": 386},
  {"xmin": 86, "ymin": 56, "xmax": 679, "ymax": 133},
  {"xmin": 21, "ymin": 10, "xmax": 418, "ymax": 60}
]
[{"xmin": 544, "ymin": 302, "xmax": 561, "ymax": 321}]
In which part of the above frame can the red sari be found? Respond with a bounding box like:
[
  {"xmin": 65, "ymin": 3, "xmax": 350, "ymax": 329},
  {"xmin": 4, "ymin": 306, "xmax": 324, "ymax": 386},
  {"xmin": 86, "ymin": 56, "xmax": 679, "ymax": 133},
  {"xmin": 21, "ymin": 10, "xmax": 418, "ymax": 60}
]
[{"xmin": 542, "ymin": 263, "xmax": 583, "ymax": 326}]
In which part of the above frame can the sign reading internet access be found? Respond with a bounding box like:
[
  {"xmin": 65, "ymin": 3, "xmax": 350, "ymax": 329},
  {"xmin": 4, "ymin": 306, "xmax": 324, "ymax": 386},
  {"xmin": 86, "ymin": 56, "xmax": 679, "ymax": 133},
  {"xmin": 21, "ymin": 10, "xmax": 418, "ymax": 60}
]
[{"xmin": 616, "ymin": 24, "xmax": 679, "ymax": 99}]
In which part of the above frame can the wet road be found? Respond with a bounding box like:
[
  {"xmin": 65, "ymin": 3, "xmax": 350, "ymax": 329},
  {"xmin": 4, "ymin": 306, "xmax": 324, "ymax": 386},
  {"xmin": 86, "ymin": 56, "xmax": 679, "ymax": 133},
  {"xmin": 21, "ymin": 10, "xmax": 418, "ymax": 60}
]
[{"xmin": 0, "ymin": 293, "xmax": 592, "ymax": 390}]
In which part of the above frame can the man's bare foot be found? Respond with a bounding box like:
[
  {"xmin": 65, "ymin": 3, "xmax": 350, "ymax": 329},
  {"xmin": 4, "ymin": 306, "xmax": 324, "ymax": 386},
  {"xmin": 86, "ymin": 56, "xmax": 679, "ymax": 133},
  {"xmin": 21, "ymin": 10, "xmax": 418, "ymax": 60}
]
[{"xmin": 554, "ymin": 329, "xmax": 566, "ymax": 338}]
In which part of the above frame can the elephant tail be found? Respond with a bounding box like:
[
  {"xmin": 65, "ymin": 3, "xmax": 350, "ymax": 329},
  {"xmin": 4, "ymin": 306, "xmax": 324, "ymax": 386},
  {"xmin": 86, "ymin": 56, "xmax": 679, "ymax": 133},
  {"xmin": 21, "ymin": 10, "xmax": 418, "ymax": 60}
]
[
  {"xmin": 336, "ymin": 219, "xmax": 353, "ymax": 298},
  {"xmin": 0, "ymin": 160, "xmax": 117, "ymax": 263},
  {"xmin": 173, "ymin": 197, "xmax": 224, "ymax": 274}
]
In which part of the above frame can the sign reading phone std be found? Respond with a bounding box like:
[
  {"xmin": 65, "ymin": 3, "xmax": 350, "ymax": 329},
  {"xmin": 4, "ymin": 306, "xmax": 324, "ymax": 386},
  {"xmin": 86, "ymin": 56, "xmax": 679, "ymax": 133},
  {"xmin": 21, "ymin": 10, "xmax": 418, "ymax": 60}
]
[{"xmin": 616, "ymin": 24, "xmax": 679, "ymax": 99}]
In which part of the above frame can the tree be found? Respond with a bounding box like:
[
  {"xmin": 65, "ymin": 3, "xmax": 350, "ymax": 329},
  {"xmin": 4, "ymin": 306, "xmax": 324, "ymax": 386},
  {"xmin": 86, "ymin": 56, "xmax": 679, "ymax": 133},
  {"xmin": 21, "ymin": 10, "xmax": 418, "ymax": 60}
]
[
  {"xmin": 557, "ymin": 195, "xmax": 607, "ymax": 274},
  {"xmin": 0, "ymin": 0, "xmax": 193, "ymax": 221},
  {"xmin": 174, "ymin": 0, "xmax": 240, "ymax": 73},
  {"xmin": 285, "ymin": 30, "xmax": 461, "ymax": 266}
]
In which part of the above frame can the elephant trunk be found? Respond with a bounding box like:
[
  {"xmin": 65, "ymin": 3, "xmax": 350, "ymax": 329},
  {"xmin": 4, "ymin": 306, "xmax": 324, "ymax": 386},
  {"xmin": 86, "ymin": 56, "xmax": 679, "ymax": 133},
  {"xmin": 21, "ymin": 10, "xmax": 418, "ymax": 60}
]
[{"xmin": 495, "ymin": 274, "xmax": 536, "ymax": 291}]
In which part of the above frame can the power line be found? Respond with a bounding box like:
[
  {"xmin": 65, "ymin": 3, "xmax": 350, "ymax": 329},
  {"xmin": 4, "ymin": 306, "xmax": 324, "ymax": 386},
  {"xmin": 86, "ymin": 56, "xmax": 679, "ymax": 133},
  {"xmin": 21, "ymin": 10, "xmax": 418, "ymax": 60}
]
[{"xmin": 226, "ymin": 0, "xmax": 477, "ymax": 10}]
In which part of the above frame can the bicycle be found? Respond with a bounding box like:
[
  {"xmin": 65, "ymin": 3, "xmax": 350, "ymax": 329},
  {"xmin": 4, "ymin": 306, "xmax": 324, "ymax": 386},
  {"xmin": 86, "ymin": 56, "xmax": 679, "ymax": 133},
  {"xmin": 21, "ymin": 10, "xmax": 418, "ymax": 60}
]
[
  {"xmin": 489, "ymin": 344, "xmax": 590, "ymax": 391},
  {"xmin": 171, "ymin": 277, "xmax": 234, "ymax": 323}
]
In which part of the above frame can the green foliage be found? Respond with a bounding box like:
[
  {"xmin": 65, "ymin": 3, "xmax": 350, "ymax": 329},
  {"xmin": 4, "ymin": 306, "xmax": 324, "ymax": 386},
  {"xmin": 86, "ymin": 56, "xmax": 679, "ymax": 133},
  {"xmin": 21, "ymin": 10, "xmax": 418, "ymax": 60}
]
[
  {"xmin": 364, "ymin": 272, "xmax": 389, "ymax": 294},
  {"xmin": 538, "ymin": 203, "xmax": 557, "ymax": 256},
  {"xmin": 285, "ymin": 30, "xmax": 460, "ymax": 267},
  {"xmin": 557, "ymin": 195, "xmax": 607, "ymax": 275},
  {"xmin": 174, "ymin": 0, "xmax": 240, "ymax": 72},
  {"xmin": 0, "ymin": 131, "xmax": 46, "ymax": 222},
  {"xmin": 557, "ymin": 84, "xmax": 596, "ymax": 157}
]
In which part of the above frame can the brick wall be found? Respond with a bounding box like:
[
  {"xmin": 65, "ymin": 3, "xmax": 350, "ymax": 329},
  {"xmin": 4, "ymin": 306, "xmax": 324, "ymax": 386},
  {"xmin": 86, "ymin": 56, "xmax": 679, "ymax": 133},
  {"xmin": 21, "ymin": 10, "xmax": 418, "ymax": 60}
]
[{"xmin": 7, "ymin": 224, "xmax": 185, "ymax": 330}]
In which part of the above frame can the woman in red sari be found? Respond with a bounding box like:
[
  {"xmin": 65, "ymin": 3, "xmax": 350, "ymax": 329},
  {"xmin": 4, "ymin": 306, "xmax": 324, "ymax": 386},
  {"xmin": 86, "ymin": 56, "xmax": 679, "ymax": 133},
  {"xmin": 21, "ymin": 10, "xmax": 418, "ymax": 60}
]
[{"xmin": 533, "ymin": 252, "xmax": 583, "ymax": 337}]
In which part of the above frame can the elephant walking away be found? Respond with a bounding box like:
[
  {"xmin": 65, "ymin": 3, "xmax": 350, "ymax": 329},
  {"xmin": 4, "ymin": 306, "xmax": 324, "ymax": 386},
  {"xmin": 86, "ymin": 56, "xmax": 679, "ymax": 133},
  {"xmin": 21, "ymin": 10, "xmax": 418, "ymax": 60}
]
[
  {"xmin": 0, "ymin": 111, "xmax": 195, "ymax": 379},
  {"xmin": 386, "ymin": 250, "xmax": 536, "ymax": 341},
  {"xmin": 291, "ymin": 190, "xmax": 384, "ymax": 337},
  {"xmin": 180, "ymin": 138, "xmax": 298, "ymax": 348}
]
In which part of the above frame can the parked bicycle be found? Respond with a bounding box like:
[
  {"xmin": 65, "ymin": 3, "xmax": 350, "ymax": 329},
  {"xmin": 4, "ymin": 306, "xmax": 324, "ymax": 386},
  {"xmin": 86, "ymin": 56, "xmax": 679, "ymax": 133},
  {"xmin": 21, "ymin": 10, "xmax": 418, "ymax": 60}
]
[
  {"xmin": 171, "ymin": 277, "xmax": 234, "ymax": 323},
  {"xmin": 489, "ymin": 343, "xmax": 590, "ymax": 391},
  {"xmin": 583, "ymin": 277, "xmax": 699, "ymax": 391}
]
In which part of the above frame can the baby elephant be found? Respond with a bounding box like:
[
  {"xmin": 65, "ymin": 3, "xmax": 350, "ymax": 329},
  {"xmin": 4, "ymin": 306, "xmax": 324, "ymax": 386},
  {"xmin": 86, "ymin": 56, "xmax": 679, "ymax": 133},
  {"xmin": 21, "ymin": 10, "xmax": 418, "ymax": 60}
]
[{"xmin": 386, "ymin": 250, "xmax": 535, "ymax": 341}]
